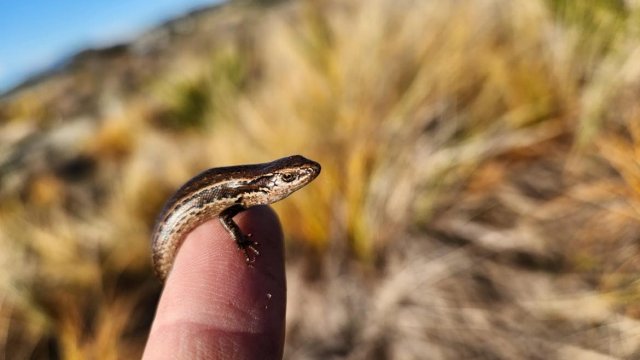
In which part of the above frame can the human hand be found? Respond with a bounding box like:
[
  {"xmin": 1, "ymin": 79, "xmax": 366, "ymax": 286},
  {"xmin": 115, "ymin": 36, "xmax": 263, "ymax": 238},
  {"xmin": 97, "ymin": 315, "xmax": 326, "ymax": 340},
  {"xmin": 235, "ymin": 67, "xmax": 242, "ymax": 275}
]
[{"xmin": 143, "ymin": 206, "xmax": 286, "ymax": 359}]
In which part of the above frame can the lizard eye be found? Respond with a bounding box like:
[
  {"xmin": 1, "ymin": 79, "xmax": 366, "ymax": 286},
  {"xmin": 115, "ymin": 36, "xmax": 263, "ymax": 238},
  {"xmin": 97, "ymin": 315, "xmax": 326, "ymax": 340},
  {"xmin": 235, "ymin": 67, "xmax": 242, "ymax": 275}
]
[{"xmin": 281, "ymin": 173, "xmax": 297, "ymax": 182}]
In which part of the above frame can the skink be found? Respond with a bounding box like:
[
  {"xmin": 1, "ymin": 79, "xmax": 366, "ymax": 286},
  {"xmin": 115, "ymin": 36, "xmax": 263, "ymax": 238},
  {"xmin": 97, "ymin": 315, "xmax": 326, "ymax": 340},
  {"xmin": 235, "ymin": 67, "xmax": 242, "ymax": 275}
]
[{"xmin": 150, "ymin": 155, "xmax": 321, "ymax": 281}]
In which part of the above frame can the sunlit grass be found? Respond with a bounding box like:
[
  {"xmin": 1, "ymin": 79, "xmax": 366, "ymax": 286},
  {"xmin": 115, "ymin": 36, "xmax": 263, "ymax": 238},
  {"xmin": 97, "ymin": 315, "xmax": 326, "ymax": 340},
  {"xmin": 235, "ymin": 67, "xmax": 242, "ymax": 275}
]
[{"xmin": 187, "ymin": 0, "xmax": 581, "ymax": 260}]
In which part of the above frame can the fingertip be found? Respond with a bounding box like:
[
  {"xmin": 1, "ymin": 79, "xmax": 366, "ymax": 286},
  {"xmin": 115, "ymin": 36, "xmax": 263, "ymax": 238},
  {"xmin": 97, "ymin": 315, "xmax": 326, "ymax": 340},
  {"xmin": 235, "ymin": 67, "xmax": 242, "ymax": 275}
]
[{"xmin": 144, "ymin": 206, "xmax": 286, "ymax": 359}]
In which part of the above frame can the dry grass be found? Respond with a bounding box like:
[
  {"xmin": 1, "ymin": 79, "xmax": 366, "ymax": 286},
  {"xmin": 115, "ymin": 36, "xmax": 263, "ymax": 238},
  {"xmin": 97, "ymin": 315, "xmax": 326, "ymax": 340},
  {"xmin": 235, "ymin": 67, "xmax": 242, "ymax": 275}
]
[{"xmin": 1, "ymin": 0, "xmax": 640, "ymax": 358}]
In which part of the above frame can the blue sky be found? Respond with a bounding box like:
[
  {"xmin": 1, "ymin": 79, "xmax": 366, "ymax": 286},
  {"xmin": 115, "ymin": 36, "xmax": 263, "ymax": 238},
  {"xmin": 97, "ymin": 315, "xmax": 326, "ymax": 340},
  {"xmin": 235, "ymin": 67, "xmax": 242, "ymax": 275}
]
[{"xmin": 0, "ymin": 0, "xmax": 223, "ymax": 92}]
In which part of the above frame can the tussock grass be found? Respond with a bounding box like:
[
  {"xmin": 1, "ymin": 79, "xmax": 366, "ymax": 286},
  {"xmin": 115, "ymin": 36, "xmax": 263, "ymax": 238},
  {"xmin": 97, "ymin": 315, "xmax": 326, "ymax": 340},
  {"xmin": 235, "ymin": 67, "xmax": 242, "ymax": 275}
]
[{"xmin": 191, "ymin": 0, "xmax": 579, "ymax": 259}]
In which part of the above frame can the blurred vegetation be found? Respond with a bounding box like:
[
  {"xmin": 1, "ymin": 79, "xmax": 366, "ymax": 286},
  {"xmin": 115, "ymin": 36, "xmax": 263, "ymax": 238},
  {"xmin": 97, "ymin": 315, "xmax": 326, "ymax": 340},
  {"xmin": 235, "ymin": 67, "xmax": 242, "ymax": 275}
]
[
  {"xmin": 156, "ymin": 46, "xmax": 251, "ymax": 129},
  {"xmin": 1, "ymin": 0, "xmax": 640, "ymax": 358}
]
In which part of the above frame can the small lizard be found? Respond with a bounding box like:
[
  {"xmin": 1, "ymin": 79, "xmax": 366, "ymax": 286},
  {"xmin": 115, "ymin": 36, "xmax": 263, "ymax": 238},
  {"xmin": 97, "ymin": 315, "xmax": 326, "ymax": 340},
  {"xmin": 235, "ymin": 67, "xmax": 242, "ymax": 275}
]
[{"xmin": 150, "ymin": 155, "xmax": 321, "ymax": 281}]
